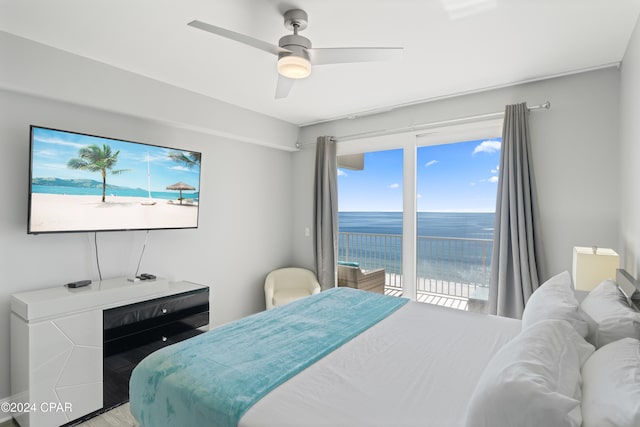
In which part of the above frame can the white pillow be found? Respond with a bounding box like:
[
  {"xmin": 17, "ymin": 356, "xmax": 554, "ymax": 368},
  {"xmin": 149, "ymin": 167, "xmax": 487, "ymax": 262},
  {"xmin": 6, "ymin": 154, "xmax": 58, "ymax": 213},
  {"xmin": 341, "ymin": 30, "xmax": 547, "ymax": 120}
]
[
  {"xmin": 465, "ymin": 319, "xmax": 594, "ymax": 427},
  {"xmin": 579, "ymin": 279, "xmax": 640, "ymax": 348},
  {"xmin": 581, "ymin": 338, "xmax": 640, "ymax": 427},
  {"xmin": 522, "ymin": 271, "xmax": 589, "ymax": 337}
]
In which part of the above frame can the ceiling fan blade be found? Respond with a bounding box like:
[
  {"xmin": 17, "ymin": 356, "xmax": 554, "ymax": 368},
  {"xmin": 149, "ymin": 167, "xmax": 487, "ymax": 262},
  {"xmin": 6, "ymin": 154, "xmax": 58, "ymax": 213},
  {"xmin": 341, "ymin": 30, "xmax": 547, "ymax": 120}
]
[
  {"xmin": 275, "ymin": 74, "xmax": 296, "ymax": 99},
  {"xmin": 308, "ymin": 47, "xmax": 403, "ymax": 65},
  {"xmin": 188, "ymin": 20, "xmax": 289, "ymax": 56}
]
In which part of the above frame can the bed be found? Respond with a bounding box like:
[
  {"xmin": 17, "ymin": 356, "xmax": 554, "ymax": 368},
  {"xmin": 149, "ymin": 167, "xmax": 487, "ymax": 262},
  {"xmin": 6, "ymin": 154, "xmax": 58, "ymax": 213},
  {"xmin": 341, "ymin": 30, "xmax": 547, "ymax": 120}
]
[{"xmin": 130, "ymin": 270, "xmax": 640, "ymax": 427}]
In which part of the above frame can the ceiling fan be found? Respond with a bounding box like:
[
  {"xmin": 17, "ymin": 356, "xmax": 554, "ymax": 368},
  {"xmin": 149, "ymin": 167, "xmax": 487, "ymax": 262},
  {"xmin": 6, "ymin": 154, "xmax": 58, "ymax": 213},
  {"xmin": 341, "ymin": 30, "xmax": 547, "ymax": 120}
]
[{"xmin": 188, "ymin": 9, "xmax": 403, "ymax": 99}]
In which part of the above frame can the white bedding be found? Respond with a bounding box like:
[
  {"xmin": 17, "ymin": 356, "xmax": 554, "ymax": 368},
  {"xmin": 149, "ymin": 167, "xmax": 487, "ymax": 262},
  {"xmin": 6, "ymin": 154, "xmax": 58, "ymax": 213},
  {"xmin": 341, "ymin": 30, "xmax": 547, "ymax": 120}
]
[{"xmin": 240, "ymin": 301, "xmax": 521, "ymax": 427}]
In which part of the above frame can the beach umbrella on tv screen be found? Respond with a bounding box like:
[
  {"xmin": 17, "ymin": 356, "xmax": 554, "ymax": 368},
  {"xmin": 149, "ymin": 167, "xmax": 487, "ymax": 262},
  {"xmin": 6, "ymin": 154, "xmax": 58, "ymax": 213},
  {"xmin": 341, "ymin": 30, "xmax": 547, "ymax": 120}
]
[{"xmin": 166, "ymin": 181, "xmax": 196, "ymax": 205}]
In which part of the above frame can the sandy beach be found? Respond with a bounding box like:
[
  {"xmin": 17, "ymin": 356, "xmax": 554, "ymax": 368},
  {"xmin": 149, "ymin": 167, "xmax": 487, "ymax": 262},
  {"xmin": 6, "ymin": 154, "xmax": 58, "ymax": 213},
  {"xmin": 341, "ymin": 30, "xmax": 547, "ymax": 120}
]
[{"xmin": 30, "ymin": 193, "xmax": 199, "ymax": 232}]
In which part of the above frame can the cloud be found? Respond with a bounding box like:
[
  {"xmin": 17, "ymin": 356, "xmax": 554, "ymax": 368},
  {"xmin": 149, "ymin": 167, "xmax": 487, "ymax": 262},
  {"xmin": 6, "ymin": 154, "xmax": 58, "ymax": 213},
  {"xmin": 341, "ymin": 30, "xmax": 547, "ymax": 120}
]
[
  {"xmin": 169, "ymin": 165, "xmax": 193, "ymax": 172},
  {"xmin": 388, "ymin": 183, "xmax": 400, "ymax": 189},
  {"xmin": 473, "ymin": 175, "xmax": 499, "ymax": 185},
  {"xmin": 34, "ymin": 149, "xmax": 59, "ymax": 158},
  {"xmin": 38, "ymin": 162, "xmax": 69, "ymax": 170},
  {"xmin": 337, "ymin": 169, "xmax": 348, "ymax": 177},
  {"xmin": 425, "ymin": 160, "xmax": 439, "ymax": 168},
  {"xmin": 473, "ymin": 139, "xmax": 501, "ymax": 154},
  {"xmin": 33, "ymin": 135, "xmax": 86, "ymax": 149},
  {"xmin": 491, "ymin": 165, "xmax": 500, "ymax": 173}
]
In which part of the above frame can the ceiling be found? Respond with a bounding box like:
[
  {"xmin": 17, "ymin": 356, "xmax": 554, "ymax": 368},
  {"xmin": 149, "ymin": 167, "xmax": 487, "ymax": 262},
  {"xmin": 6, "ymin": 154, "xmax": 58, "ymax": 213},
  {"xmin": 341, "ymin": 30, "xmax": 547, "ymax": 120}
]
[{"xmin": 1, "ymin": 0, "xmax": 639, "ymax": 126}]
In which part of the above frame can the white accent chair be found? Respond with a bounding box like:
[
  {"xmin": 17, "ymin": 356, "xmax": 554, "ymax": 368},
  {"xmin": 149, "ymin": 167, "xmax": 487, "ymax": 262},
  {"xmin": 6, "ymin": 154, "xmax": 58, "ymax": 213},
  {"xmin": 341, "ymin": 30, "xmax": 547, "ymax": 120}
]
[{"xmin": 264, "ymin": 268, "xmax": 321, "ymax": 310}]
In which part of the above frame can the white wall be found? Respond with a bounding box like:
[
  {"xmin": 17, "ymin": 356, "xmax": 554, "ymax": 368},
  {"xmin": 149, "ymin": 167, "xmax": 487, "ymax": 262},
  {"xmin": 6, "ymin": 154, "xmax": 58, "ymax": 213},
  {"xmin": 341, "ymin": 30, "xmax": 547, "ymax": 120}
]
[
  {"xmin": 0, "ymin": 31, "xmax": 299, "ymax": 151},
  {"xmin": 290, "ymin": 145, "xmax": 317, "ymax": 270},
  {"xmin": 0, "ymin": 89, "xmax": 295, "ymax": 402},
  {"xmin": 620, "ymin": 16, "xmax": 640, "ymax": 275},
  {"xmin": 293, "ymin": 68, "xmax": 621, "ymax": 282}
]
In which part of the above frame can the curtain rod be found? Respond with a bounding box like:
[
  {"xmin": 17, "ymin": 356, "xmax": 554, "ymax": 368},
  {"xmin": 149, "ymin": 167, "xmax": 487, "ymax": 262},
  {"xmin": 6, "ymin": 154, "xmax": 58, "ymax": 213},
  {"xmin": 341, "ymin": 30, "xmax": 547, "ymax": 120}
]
[
  {"xmin": 296, "ymin": 101, "xmax": 550, "ymax": 148},
  {"xmin": 334, "ymin": 101, "xmax": 551, "ymax": 143}
]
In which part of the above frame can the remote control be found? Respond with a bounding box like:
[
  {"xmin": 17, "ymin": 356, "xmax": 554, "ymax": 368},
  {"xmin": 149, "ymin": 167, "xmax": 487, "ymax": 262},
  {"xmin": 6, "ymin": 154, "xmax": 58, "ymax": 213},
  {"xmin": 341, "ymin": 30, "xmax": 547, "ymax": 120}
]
[{"xmin": 67, "ymin": 279, "xmax": 92, "ymax": 288}]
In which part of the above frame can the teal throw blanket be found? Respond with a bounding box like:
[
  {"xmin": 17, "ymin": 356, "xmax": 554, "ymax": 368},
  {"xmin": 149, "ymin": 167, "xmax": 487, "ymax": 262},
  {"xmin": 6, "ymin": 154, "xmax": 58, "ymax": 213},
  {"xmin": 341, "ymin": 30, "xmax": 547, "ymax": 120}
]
[{"xmin": 129, "ymin": 287, "xmax": 407, "ymax": 427}]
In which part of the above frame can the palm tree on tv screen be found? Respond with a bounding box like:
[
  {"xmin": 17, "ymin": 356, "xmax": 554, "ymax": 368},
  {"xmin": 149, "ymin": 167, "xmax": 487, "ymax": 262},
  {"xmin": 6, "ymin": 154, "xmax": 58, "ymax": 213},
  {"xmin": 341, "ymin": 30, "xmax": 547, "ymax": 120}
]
[
  {"xmin": 67, "ymin": 144, "xmax": 128, "ymax": 203},
  {"xmin": 168, "ymin": 151, "xmax": 201, "ymax": 169}
]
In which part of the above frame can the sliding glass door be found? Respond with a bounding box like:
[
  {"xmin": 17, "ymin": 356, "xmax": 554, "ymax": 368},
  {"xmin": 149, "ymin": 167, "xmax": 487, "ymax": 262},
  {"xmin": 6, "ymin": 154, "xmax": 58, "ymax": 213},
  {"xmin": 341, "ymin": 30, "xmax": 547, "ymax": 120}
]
[
  {"xmin": 336, "ymin": 119, "xmax": 501, "ymax": 309},
  {"xmin": 337, "ymin": 148, "xmax": 404, "ymax": 296},
  {"xmin": 415, "ymin": 139, "xmax": 500, "ymax": 311}
]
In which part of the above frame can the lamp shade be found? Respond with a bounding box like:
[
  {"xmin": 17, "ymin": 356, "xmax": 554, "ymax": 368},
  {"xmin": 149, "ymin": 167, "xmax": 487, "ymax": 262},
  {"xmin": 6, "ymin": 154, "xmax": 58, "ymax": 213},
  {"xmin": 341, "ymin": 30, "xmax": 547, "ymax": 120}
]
[
  {"xmin": 277, "ymin": 55, "xmax": 311, "ymax": 79},
  {"xmin": 572, "ymin": 246, "xmax": 619, "ymax": 291}
]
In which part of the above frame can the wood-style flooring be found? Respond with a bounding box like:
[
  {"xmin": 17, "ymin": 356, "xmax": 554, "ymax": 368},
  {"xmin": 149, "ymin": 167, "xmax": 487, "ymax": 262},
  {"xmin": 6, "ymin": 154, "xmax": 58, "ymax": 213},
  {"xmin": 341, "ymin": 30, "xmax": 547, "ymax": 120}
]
[
  {"xmin": 75, "ymin": 404, "xmax": 138, "ymax": 427},
  {"xmin": 0, "ymin": 404, "xmax": 138, "ymax": 427}
]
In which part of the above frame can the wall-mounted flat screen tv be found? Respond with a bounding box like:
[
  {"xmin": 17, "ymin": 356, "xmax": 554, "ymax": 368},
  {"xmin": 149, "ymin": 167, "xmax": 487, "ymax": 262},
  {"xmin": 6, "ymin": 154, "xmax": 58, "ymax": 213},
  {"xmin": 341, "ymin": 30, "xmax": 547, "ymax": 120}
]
[{"xmin": 28, "ymin": 125, "xmax": 202, "ymax": 234}]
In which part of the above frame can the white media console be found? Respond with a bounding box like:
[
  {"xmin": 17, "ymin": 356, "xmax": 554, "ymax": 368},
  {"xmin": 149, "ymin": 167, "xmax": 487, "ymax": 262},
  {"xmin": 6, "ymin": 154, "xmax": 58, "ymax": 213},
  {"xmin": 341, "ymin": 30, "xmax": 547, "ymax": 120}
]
[{"xmin": 10, "ymin": 277, "xmax": 209, "ymax": 427}]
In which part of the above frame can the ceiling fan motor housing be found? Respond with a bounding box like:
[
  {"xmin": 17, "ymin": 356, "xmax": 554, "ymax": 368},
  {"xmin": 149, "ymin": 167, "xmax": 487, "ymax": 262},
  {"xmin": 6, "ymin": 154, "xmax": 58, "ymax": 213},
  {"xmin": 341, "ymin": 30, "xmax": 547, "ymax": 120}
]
[
  {"xmin": 278, "ymin": 34, "xmax": 312, "ymax": 78},
  {"xmin": 279, "ymin": 34, "xmax": 311, "ymax": 54}
]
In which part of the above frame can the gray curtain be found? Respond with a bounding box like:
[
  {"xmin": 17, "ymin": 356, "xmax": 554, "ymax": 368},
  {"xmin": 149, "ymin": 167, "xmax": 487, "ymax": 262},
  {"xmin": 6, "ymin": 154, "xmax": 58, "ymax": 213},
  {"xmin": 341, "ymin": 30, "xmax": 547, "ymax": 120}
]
[
  {"xmin": 488, "ymin": 103, "xmax": 542, "ymax": 318},
  {"xmin": 313, "ymin": 136, "xmax": 338, "ymax": 291}
]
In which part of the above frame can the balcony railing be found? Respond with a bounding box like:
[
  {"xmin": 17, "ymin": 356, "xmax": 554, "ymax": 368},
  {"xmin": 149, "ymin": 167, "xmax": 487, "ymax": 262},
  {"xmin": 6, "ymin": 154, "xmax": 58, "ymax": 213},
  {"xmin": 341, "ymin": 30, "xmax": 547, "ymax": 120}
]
[{"xmin": 338, "ymin": 232, "xmax": 492, "ymax": 300}]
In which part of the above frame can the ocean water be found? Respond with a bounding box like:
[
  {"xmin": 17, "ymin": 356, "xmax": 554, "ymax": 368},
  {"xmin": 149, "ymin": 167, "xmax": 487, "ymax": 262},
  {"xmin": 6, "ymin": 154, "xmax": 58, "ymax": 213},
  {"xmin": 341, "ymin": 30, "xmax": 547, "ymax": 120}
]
[
  {"xmin": 338, "ymin": 212, "xmax": 495, "ymax": 286},
  {"xmin": 32, "ymin": 185, "xmax": 198, "ymax": 200},
  {"xmin": 339, "ymin": 211, "xmax": 495, "ymax": 239}
]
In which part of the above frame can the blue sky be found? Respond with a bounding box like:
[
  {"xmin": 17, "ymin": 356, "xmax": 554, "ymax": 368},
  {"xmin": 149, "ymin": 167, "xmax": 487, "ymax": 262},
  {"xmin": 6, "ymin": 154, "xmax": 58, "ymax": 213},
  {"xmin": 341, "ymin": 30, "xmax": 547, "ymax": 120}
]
[
  {"xmin": 31, "ymin": 127, "xmax": 200, "ymax": 192},
  {"xmin": 338, "ymin": 138, "xmax": 501, "ymax": 212}
]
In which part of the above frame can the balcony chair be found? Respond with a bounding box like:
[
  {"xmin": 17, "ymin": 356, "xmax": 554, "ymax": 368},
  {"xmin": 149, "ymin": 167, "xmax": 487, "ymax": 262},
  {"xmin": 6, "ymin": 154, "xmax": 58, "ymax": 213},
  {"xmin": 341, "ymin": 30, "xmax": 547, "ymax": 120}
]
[
  {"xmin": 264, "ymin": 267, "xmax": 321, "ymax": 310},
  {"xmin": 337, "ymin": 262, "xmax": 386, "ymax": 294}
]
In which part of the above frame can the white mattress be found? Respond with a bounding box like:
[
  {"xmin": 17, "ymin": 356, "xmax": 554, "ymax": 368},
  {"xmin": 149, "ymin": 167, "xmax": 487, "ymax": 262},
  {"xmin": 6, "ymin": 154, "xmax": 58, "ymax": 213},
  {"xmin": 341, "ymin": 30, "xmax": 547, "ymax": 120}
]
[{"xmin": 240, "ymin": 301, "xmax": 521, "ymax": 427}]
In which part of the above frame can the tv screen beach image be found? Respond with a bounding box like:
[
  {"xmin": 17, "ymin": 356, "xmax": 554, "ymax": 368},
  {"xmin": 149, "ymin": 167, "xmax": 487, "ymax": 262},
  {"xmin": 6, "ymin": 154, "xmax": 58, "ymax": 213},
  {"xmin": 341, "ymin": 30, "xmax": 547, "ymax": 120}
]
[{"xmin": 28, "ymin": 126, "xmax": 201, "ymax": 233}]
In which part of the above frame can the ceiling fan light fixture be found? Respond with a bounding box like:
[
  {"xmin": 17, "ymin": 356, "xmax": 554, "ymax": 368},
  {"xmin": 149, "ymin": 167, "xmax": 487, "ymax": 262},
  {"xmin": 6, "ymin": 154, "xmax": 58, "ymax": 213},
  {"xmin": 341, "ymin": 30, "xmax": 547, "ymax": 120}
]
[
  {"xmin": 277, "ymin": 54, "xmax": 311, "ymax": 79},
  {"xmin": 189, "ymin": 8, "xmax": 403, "ymax": 98}
]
